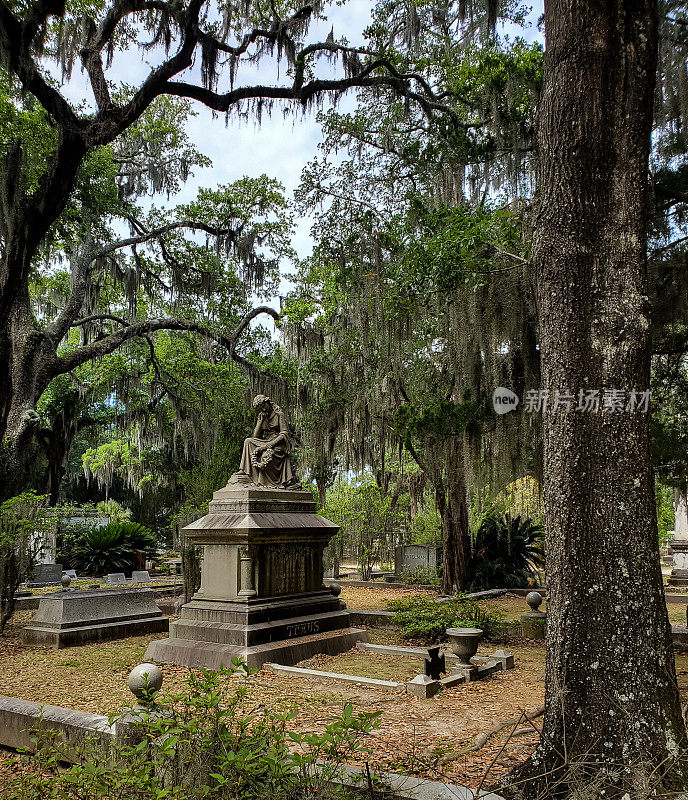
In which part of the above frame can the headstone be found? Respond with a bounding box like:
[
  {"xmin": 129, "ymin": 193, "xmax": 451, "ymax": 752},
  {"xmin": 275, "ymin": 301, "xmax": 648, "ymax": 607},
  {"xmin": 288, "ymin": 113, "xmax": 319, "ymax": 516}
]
[
  {"xmin": 669, "ymin": 539, "xmax": 688, "ymax": 587},
  {"xmin": 132, "ymin": 571, "xmax": 151, "ymax": 584},
  {"xmin": 394, "ymin": 545, "xmax": 440, "ymax": 577},
  {"xmin": 27, "ymin": 563, "xmax": 63, "ymax": 586},
  {"xmin": 424, "ymin": 646, "xmax": 446, "ymax": 680},
  {"xmin": 106, "ymin": 573, "xmax": 127, "ymax": 585},
  {"xmin": 20, "ymin": 587, "xmax": 168, "ymax": 647}
]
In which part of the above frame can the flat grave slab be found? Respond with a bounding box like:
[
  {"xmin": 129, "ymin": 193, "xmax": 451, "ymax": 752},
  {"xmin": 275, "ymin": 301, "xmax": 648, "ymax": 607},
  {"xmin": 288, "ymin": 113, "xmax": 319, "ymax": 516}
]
[{"xmin": 20, "ymin": 587, "xmax": 168, "ymax": 648}]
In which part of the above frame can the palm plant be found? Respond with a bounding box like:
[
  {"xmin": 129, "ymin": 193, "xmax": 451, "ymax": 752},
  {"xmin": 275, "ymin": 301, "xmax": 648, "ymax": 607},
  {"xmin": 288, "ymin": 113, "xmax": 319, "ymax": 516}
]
[
  {"xmin": 465, "ymin": 513, "xmax": 544, "ymax": 591},
  {"xmin": 69, "ymin": 522, "xmax": 156, "ymax": 577}
]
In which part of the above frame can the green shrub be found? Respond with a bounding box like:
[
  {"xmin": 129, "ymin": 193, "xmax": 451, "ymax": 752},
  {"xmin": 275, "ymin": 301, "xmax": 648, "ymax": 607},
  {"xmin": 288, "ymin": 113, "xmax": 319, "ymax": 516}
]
[
  {"xmin": 95, "ymin": 499, "xmax": 133, "ymax": 523},
  {"xmin": 8, "ymin": 663, "xmax": 380, "ymax": 800},
  {"xmin": 386, "ymin": 595, "xmax": 505, "ymax": 642},
  {"xmin": 399, "ymin": 566, "xmax": 440, "ymax": 586},
  {"xmin": 465, "ymin": 513, "xmax": 544, "ymax": 592},
  {"xmin": 0, "ymin": 492, "xmax": 49, "ymax": 632},
  {"xmin": 67, "ymin": 521, "xmax": 156, "ymax": 576}
]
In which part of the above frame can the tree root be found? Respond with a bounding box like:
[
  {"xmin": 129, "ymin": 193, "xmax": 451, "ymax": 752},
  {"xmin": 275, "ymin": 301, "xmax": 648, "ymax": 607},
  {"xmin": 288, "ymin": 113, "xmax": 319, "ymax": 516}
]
[{"xmin": 439, "ymin": 704, "xmax": 545, "ymax": 764}]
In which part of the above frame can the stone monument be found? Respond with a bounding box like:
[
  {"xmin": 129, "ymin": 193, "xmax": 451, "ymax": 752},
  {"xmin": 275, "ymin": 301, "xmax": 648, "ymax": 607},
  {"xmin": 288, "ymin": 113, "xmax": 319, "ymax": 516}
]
[
  {"xmin": 146, "ymin": 395, "xmax": 367, "ymax": 669},
  {"xmin": 394, "ymin": 544, "xmax": 440, "ymax": 577},
  {"xmin": 520, "ymin": 591, "xmax": 546, "ymax": 640},
  {"xmin": 669, "ymin": 492, "xmax": 688, "ymax": 587}
]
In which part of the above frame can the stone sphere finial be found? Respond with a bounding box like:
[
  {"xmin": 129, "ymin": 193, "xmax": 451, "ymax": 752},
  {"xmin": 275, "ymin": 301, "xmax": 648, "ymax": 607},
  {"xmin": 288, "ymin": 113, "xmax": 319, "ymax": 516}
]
[
  {"xmin": 526, "ymin": 591, "xmax": 543, "ymax": 611},
  {"xmin": 329, "ymin": 581, "xmax": 342, "ymax": 597},
  {"xmin": 128, "ymin": 663, "xmax": 163, "ymax": 702},
  {"xmin": 61, "ymin": 573, "xmax": 72, "ymax": 589}
]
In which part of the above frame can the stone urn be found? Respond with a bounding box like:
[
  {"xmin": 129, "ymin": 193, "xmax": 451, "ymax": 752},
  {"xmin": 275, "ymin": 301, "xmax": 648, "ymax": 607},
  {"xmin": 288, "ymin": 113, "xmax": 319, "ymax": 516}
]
[{"xmin": 445, "ymin": 627, "xmax": 483, "ymax": 666}]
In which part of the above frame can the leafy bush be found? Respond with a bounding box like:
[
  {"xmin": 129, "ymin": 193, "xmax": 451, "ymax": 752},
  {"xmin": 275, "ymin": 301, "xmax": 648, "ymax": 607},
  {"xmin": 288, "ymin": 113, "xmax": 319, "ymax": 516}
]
[
  {"xmin": 8, "ymin": 663, "xmax": 380, "ymax": 800},
  {"xmin": 67, "ymin": 521, "xmax": 156, "ymax": 576},
  {"xmin": 465, "ymin": 513, "xmax": 544, "ymax": 592},
  {"xmin": 95, "ymin": 499, "xmax": 132, "ymax": 523},
  {"xmin": 399, "ymin": 566, "xmax": 441, "ymax": 586},
  {"xmin": 386, "ymin": 595, "xmax": 504, "ymax": 642},
  {"xmin": 0, "ymin": 492, "xmax": 49, "ymax": 632}
]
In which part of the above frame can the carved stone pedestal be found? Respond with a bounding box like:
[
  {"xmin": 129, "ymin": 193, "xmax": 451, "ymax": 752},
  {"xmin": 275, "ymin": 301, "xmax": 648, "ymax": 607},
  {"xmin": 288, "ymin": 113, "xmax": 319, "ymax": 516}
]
[
  {"xmin": 669, "ymin": 540, "xmax": 688, "ymax": 587},
  {"xmin": 146, "ymin": 485, "xmax": 367, "ymax": 669}
]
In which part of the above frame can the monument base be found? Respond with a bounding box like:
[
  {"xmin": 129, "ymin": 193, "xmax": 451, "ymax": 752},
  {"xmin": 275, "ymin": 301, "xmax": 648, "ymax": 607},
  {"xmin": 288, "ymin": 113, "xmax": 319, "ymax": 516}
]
[
  {"xmin": 146, "ymin": 626, "xmax": 368, "ymax": 670},
  {"xmin": 20, "ymin": 588, "xmax": 168, "ymax": 648},
  {"xmin": 145, "ymin": 588, "xmax": 367, "ymax": 669}
]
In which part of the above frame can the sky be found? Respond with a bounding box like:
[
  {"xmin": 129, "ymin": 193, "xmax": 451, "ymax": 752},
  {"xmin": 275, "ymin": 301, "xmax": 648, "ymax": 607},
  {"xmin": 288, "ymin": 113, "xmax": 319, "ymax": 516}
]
[{"xmin": 56, "ymin": 0, "xmax": 372, "ymax": 266}]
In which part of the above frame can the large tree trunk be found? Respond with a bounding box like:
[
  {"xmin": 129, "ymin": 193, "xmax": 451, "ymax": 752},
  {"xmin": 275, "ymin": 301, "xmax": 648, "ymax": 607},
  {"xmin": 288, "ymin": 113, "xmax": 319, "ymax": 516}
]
[
  {"xmin": 0, "ymin": 293, "xmax": 54, "ymax": 501},
  {"xmin": 507, "ymin": 0, "xmax": 687, "ymax": 794},
  {"xmin": 437, "ymin": 438, "xmax": 469, "ymax": 595}
]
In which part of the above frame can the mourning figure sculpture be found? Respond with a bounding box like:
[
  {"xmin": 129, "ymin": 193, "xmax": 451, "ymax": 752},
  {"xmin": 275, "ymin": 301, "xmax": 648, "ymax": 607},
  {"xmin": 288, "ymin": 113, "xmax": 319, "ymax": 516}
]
[{"xmin": 228, "ymin": 395, "xmax": 301, "ymax": 489}]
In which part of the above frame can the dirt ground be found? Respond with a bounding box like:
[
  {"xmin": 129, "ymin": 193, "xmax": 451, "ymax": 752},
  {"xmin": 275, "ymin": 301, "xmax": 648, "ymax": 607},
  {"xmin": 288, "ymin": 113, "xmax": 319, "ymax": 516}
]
[
  {"xmin": 1, "ymin": 587, "xmax": 687, "ymax": 790},
  {"xmin": 339, "ymin": 585, "xmax": 440, "ymax": 610},
  {"xmin": 0, "ymin": 611, "xmax": 544, "ymax": 787}
]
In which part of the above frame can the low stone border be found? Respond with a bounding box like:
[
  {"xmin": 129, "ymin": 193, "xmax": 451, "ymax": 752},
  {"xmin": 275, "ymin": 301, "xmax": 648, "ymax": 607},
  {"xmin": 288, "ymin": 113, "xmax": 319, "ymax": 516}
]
[
  {"xmin": 335, "ymin": 763, "xmax": 505, "ymax": 799},
  {"xmin": 264, "ymin": 662, "xmax": 406, "ymax": 691},
  {"xmin": 0, "ymin": 696, "xmax": 116, "ymax": 752},
  {"xmin": 266, "ymin": 644, "xmax": 515, "ymax": 700},
  {"xmin": 672, "ymin": 625, "xmax": 688, "ymax": 650},
  {"xmin": 356, "ymin": 642, "xmax": 461, "ymax": 662},
  {"xmin": 329, "ymin": 579, "xmax": 422, "ymax": 589},
  {"xmin": 347, "ymin": 609, "xmax": 397, "ymax": 628},
  {"xmin": 666, "ymin": 594, "xmax": 688, "ymax": 605}
]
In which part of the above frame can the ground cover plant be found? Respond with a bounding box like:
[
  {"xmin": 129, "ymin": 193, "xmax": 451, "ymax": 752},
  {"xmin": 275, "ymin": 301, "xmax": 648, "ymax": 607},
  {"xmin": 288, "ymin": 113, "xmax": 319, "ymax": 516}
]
[
  {"xmin": 386, "ymin": 595, "xmax": 506, "ymax": 642},
  {"xmin": 6, "ymin": 663, "xmax": 381, "ymax": 800}
]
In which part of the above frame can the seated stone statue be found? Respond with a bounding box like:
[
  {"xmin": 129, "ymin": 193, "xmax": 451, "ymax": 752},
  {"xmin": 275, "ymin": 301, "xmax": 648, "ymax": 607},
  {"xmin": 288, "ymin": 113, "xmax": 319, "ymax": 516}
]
[{"xmin": 228, "ymin": 395, "xmax": 301, "ymax": 489}]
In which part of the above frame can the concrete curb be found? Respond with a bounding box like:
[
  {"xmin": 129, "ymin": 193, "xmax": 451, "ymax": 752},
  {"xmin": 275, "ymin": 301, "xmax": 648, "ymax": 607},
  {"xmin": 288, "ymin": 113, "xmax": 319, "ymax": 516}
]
[
  {"xmin": 0, "ymin": 695, "xmax": 115, "ymax": 752},
  {"xmin": 264, "ymin": 662, "xmax": 405, "ymax": 691}
]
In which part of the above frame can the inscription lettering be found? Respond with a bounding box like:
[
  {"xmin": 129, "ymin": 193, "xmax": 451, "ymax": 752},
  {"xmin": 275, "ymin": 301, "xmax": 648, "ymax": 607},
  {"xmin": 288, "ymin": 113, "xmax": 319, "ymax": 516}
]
[{"xmin": 286, "ymin": 621, "xmax": 320, "ymax": 638}]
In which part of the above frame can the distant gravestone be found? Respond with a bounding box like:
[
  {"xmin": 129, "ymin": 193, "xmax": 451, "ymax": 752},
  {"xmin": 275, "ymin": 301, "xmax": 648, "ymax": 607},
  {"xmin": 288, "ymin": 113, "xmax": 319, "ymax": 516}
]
[
  {"xmin": 132, "ymin": 571, "xmax": 151, "ymax": 584},
  {"xmin": 394, "ymin": 545, "xmax": 440, "ymax": 577},
  {"xmin": 28, "ymin": 563, "xmax": 63, "ymax": 585},
  {"xmin": 106, "ymin": 573, "xmax": 127, "ymax": 585}
]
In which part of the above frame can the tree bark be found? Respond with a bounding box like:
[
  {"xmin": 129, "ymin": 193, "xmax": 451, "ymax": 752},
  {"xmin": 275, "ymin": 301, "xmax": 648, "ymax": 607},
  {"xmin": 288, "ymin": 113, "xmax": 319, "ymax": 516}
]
[
  {"xmin": 506, "ymin": 0, "xmax": 688, "ymax": 794},
  {"xmin": 437, "ymin": 438, "xmax": 469, "ymax": 595}
]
